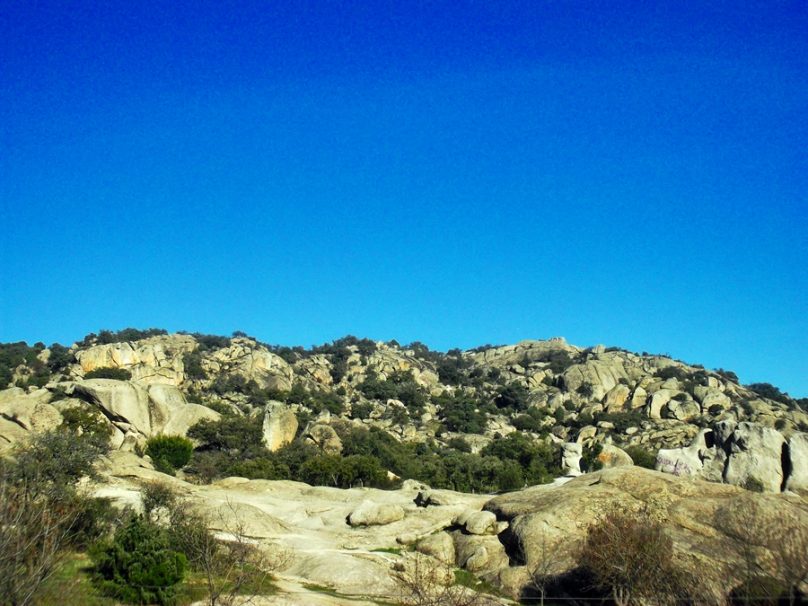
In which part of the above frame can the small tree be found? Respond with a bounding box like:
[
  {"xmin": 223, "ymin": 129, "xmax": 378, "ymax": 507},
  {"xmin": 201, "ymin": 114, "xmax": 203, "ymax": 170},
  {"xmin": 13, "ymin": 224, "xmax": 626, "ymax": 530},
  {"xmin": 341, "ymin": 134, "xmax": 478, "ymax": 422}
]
[{"xmin": 92, "ymin": 515, "xmax": 187, "ymax": 605}]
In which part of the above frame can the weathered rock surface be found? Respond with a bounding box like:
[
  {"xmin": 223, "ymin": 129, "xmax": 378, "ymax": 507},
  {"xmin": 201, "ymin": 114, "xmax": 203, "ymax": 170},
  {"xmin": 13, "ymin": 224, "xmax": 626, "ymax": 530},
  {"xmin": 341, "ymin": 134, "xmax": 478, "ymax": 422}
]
[
  {"xmin": 596, "ymin": 444, "xmax": 633, "ymax": 468},
  {"xmin": 454, "ymin": 510, "xmax": 498, "ymax": 535},
  {"xmin": 348, "ymin": 501, "xmax": 406, "ymax": 526},
  {"xmin": 786, "ymin": 432, "xmax": 808, "ymax": 494},
  {"xmin": 305, "ymin": 423, "xmax": 343, "ymax": 455},
  {"xmin": 75, "ymin": 335, "xmax": 196, "ymax": 385},
  {"xmin": 724, "ymin": 422, "xmax": 786, "ymax": 492},
  {"xmin": 0, "ymin": 388, "xmax": 63, "ymax": 438},
  {"xmin": 262, "ymin": 402, "xmax": 298, "ymax": 452},
  {"xmin": 560, "ymin": 442, "xmax": 582, "ymax": 476}
]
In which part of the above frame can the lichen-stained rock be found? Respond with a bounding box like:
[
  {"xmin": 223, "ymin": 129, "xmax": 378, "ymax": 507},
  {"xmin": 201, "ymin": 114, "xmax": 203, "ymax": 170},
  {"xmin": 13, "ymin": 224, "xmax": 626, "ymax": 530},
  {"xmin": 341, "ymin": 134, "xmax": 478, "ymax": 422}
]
[
  {"xmin": 162, "ymin": 403, "xmax": 220, "ymax": 437},
  {"xmin": 262, "ymin": 401, "xmax": 298, "ymax": 452},
  {"xmin": 723, "ymin": 422, "xmax": 786, "ymax": 492},
  {"xmin": 416, "ymin": 531, "xmax": 456, "ymax": 564},
  {"xmin": 452, "ymin": 532, "xmax": 509, "ymax": 574},
  {"xmin": 454, "ymin": 510, "xmax": 498, "ymax": 535},
  {"xmin": 306, "ymin": 423, "xmax": 343, "ymax": 455},
  {"xmin": 209, "ymin": 339, "xmax": 294, "ymax": 391},
  {"xmin": 665, "ymin": 398, "xmax": 702, "ymax": 422},
  {"xmin": 785, "ymin": 432, "xmax": 808, "ymax": 494},
  {"xmin": 74, "ymin": 335, "xmax": 196, "ymax": 385},
  {"xmin": 603, "ymin": 383, "xmax": 630, "ymax": 412},
  {"xmin": 562, "ymin": 359, "xmax": 629, "ymax": 401},
  {"xmin": 597, "ymin": 444, "xmax": 633, "ymax": 469},
  {"xmin": 0, "ymin": 387, "xmax": 63, "ymax": 433},
  {"xmin": 69, "ymin": 379, "xmax": 154, "ymax": 434}
]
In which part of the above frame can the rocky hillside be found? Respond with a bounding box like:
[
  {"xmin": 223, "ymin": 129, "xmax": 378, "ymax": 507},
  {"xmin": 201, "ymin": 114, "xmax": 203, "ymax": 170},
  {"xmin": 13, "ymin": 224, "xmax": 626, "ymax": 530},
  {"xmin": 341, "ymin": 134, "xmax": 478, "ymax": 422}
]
[{"xmin": 1, "ymin": 329, "xmax": 806, "ymax": 495}]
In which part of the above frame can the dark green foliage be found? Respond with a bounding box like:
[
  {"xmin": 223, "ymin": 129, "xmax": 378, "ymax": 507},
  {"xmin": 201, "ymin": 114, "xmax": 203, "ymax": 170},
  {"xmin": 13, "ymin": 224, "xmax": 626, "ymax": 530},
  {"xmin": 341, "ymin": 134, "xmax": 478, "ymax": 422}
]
[
  {"xmin": 0, "ymin": 341, "xmax": 51, "ymax": 388},
  {"xmin": 60, "ymin": 405, "xmax": 113, "ymax": 450},
  {"xmin": 286, "ymin": 385, "xmax": 344, "ymax": 415},
  {"xmin": 188, "ymin": 416, "xmax": 263, "ymax": 453},
  {"xmin": 545, "ymin": 350, "xmax": 576, "ymax": 374},
  {"xmin": 746, "ymin": 382, "xmax": 792, "ymax": 406},
  {"xmin": 511, "ymin": 408, "xmax": 547, "ymax": 432},
  {"xmin": 595, "ymin": 411, "xmax": 645, "ymax": 432},
  {"xmin": 446, "ymin": 436, "xmax": 472, "ymax": 452},
  {"xmin": 436, "ymin": 350, "xmax": 471, "ymax": 386},
  {"xmin": 145, "ymin": 436, "xmax": 193, "ymax": 472},
  {"xmin": 182, "ymin": 350, "xmax": 206, "ymax": 379},
  {"xmin": 228, "ymin": 457, "xmax": 290, "ymax": 480},
  {"xmin": 623, "ymin": 445, "xmax": 657, "ymax": 469},
  {"xmin": 84, "ymin": 367, "xmax": 133, "ymax": 380},
  {"xmin": 359, "ymin": 370, "xmax": 426, "ymax": 414},
  {"xmin": 210, "ymin": 373, "xmax": 260, "ymax": 396},
  {"xmin": 494, "ymin": 382, "xmax": 530, "ymax": 411},
  {"xmin": 434, "ymin": 392, "xmax": 487, "ymax": 434},
  {"xmin": 9, "ymin": 427, "xmax": 109, "ymax": 501},
  {"xmin": 350, "ymin": 401, "xmax": 373, "ymax": 420},
  {"xmin": 715, "ymin": 368, "xmax": 740, "ymax": 383},
  {"xmin": 553, "ymin": 408, "xmax": 566, "ymax": 423},
  {"xmin": 298, "ymin": 454, "xmax": 389, "ymax": 488},
  {"xmin": 92, "ymin": 516, "xmax": 187, "ymax": 605},
  {"xmin": 576, "ymin": 382, "xmax": 595, "ymax": 398},
  {"xmin": 46, "ymin": 343, "xmax": 74, "ymax": 374},
  {"xmin": 581, "ymin": 444, "xmax": 604, "ymax": 472},
  {"xmin": 655, "ymin": 366, "xmax": 689, "ymax": 382},
  {"xmin": 81, "ymin": 328, "xmax": 168, "ymax": 347},
  {"xmin": 188, "ymin": 333, "xmax": 231, "ymax": 351},
  {"xmin": 480, "ymin": 433, "xmax": 561, "ymax": 485}
]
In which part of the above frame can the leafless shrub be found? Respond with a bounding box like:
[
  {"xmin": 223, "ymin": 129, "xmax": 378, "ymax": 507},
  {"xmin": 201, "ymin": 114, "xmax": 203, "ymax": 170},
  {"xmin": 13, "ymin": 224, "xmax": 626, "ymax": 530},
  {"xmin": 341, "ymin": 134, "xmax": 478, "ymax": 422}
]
[
  {"xmin": 396, "ymin": 553, "xmax": 497, "ymax": 606},
  {"xmin": 578, "ymin": 505, "xmax": 689, "ymax": 606}
]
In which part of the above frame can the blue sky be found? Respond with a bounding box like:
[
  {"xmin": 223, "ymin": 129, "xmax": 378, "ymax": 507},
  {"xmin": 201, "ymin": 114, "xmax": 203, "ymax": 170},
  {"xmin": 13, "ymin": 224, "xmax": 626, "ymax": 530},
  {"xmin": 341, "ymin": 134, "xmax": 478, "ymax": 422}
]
[{"xmin": 1, "ymin": 1, "xmax": 806, "ymax": 395}]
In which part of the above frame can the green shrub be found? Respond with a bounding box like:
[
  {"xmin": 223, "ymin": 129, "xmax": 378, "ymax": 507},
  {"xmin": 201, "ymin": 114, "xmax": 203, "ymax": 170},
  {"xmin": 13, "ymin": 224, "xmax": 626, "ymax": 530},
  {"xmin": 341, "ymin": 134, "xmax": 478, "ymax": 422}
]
[
  {"xmin": 623, "ymin": 445, "xmax": 657, "ymax": 470},
  {"xmin": 84, "ymin": 367, "xmax": 132, "ymax": 380},
  {"xmin": 146, "ymin": 436, "xmax": 193, "ymax": 472},
  {"xmin": 576, "ymin": 383, "xmax": 595, "ymax": 398},
  {"xmin": 92, "ymin": 516, "xmax": 187, "ymax": 605},
  {"xmin": 494, "ymin": 383, "xmax": 530, "ymax": 411},
  {"xmin": 350, "ymin": 401, "xmax": 373, "ymax": 420},
  {"xmin": 435, "ymin": 392, "xmax": 487, "ymax": 434}
]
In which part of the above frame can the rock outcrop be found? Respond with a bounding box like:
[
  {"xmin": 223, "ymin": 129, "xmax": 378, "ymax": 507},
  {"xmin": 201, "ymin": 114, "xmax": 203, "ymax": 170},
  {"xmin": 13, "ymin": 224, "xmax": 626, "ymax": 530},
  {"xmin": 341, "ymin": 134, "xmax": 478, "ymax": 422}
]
[
  {"xmin": 656, "ymin": 421, "xmax": 804, "ymax": 493},
  {"xmin": 262, "ymin": 402, "xmax": 298, "ymax": 452}
]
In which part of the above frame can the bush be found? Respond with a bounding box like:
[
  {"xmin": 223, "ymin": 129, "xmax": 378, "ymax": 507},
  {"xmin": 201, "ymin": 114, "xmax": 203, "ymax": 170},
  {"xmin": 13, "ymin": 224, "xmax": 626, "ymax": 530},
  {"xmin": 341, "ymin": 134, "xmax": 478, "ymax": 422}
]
[
  {"xmin": 84, "ymin": 367, "xmax": 132, "ymax": 381},
  {"xmin": 494, "ymin": 383, "xmax": 530, "ymax": 411},
  {"xmin": 622, "ymin": 445, "xmax": 657, "ymax": 470},
  {"xmin": 146, "ymin": 436, "xmax": 194, "ymax": 472},
  {"xmin": 92, "ymin": 516, "xmax": 187, "ymax": 605}
]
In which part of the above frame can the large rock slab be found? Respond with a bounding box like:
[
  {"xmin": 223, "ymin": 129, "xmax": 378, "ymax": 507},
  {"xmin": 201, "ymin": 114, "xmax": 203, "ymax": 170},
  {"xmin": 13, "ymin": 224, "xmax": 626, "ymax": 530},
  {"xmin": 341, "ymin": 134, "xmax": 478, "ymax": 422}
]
[
  {"xmin": 262, "ymin": 402, "xmax": 298, "ymax": 452},
  {"xmin": 786, "ymin": 432, "xmax": 808, "ymax": 494},
  {"xmin": 0, "ymin": 387, "xmax": 63, "ymax": 436},
  {"xmin": 484, "ymin": 466, "xmax": 806, "ymax": 597},
  {"xmin": 723, "ymin": 422, "xmax": 786, "ymax": 492},
  {"xmin": 75, "ymin": 335, "xmax": 196, "ymax": 385},
  {"xmin": 348, "ymin": 501, "xmax": 405, "ymax": 526}
]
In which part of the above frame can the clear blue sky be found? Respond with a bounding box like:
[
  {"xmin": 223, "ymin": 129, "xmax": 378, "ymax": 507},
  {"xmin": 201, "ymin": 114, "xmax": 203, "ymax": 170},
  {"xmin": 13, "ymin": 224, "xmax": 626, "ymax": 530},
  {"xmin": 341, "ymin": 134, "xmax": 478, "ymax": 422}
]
[{"xmin": 1, "ymin": 2, "xmax": 806, "ymax": 395}]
